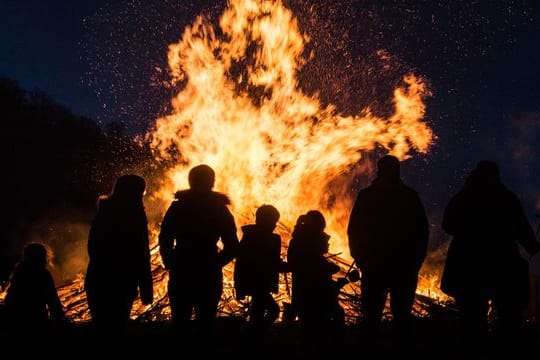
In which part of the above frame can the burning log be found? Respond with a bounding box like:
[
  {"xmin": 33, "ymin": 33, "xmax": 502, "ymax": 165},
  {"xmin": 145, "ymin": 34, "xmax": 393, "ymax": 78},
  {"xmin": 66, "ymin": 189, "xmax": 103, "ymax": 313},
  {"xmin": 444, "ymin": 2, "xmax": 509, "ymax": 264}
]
[{"xmin": 56, "ymin": 242, "xmax": 456, "ymax": 324}]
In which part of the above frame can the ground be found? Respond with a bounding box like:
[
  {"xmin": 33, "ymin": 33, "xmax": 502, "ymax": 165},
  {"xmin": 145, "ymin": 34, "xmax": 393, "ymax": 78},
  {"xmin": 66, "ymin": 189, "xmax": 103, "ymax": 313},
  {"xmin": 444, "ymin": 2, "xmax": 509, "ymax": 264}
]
[{"xmin": 1, "ymin": 317, "xmax": 538, "ymax": 359}]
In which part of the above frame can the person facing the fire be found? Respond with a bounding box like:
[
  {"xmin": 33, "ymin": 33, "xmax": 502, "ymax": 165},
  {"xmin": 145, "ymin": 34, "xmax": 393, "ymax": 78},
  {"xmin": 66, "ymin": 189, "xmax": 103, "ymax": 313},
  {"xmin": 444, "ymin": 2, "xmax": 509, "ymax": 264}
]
[
  {"xmin": 347, "ymin": 154, "xmax": 429, "ymax": 345},
  {"xmin": 233, "ymin": 204, "xmax": 287, "ymax": 343},
  {"xmin": 84, "ymin": 174, "xmax": 154, "ymax": 340},
  {"xmin": 158, "ymin": 164, "xmax": 239, "ymax": 343},
  {"xmin": 287, "ymin": 210, "xmax": 346, "ymax": 355},
  {"xmin": 440, "ymin": 160, "xmax": 540, "ymax": 344},
  {"xmin": 4, "ymin": 242, "xmax": 65, "ymax": 328},
  {"xmin": 3, "ymin": 242, "xmax": 65, "ymax": 356}
]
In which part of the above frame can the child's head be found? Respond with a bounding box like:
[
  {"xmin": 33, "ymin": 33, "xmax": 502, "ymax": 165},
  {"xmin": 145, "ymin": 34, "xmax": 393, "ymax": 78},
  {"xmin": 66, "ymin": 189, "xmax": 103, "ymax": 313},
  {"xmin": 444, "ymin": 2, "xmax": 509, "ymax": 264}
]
[
  {"xmin": 293, "ymin": 210, "xmax": 329, "ymax": 254},
  {"xmin": 255, "ymin": 204, "xmax": 280, "ymax": 231},
  {"xmin": 303, "ymin": 210, "xmax": 326, "ymax": 233},
  {"xmin": 22, "ymin": 243, "xmax": 50, "ymax": 268}
]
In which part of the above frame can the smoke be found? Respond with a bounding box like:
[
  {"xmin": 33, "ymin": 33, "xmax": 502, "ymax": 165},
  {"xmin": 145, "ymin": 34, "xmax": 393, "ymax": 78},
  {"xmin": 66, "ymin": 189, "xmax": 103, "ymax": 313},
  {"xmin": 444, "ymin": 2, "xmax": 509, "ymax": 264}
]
[{"xmin": 12, "ymin": 209, "xmax": 92, "ymax": 286}]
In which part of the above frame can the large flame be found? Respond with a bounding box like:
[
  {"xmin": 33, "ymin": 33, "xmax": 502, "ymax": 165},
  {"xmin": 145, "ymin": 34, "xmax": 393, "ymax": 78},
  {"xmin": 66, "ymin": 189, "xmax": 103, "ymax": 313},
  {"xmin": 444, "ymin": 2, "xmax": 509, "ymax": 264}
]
[
  {"xmin": 48, "ymin": 0, "xmax": 444, "ymax": 322},
  {"xmin": 150, "ymin": 0, "xmax": 433, "ymax": 256}
]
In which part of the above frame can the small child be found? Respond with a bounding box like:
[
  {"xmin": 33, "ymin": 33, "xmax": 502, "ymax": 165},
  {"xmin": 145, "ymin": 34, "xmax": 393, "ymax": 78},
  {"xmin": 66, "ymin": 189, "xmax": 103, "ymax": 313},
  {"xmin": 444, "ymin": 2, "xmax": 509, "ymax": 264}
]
[
  {"xmin": 287, "ymin": 210, "xmax": 345, "ymax": 354},
  {"xmin": 4, "ymin": 243, "xmax": 65, "ymax": 327},
  {"xmin": 234, "ymin": 204, "xmax": 287, "ymax": 335}
]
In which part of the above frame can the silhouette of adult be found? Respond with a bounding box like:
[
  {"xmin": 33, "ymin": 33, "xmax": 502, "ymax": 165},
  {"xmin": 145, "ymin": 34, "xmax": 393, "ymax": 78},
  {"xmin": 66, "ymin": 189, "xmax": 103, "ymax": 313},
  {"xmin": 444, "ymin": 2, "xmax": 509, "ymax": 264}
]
[
  {"xmin": 347, "ymin": 155, "xmax": 428, "ymax": 344},
  {"xmin": 441, "ymin": 160, "xmax": 540, "ymax": 342},
  {"xmin": 159, "ymin": 164, "xmax": 239, "ymax": 343},
  {"xmin": 3, "ymin": 243, "xmax": 65, "ymax": 355},
  {"xmin": 234, "ymin": 204, "xmax": 286, "ymax": 343},
  {"xmin": 287, "ymin": 210, "xmax": 345, "ymax": 355},
  {"xmin": 84, "ymin": 174, "xmax": 153, "ymax": 340}
]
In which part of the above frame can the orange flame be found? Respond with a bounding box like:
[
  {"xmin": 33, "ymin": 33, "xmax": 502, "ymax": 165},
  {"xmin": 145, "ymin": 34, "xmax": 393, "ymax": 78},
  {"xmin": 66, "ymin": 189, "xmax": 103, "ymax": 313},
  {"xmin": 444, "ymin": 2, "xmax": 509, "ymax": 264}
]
[
  {"xmin": 52, "ymin": 0, "xmax": 442, "ymax": 322},
  {"xmin": 150, "ymin": 0, "xmax": 433, "ymax": 258}
]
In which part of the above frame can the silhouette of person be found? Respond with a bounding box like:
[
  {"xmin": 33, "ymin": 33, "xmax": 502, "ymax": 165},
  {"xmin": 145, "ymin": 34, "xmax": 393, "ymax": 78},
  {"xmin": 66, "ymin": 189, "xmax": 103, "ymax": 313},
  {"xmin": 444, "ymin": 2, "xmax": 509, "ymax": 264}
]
[
  {"xmin": 440, "ymin": 160, "xmax": 540, "ymax": 344},
  {"xmin": 234, "ymin": 204, "xmax": 287, "ymax": 344},
  {"xmin": 3, "ymin": 242, "xmax": 65, "ymax": 353},
  {"xmin": 287, "ymin": 210, "xmax": 345, "ymax": 356},
  {"xmin": 158, "ymin": 164, "xmax": 239, "ymax": 344},
  {"xmin": 347, "ymin": 154, "xmax": 429, "ymax": 346},
  {"xmin": 84, "ymin": 174, "xmax": 153, "ymax": 342}
]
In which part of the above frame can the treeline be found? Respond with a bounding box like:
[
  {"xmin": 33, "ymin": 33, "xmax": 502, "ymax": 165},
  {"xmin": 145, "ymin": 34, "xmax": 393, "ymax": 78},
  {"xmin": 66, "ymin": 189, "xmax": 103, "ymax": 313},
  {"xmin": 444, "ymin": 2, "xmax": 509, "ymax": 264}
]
[{"xmin": 0, "ymin": 77, "xmax": 163, "ymax": 285}]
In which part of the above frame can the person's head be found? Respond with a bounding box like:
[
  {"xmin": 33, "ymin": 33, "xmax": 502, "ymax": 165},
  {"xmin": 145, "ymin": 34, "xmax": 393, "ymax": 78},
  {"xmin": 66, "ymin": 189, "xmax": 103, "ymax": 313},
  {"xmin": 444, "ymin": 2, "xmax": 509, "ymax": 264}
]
[
  {"xmin": 255, "ymin": 204, "xmax": 280, "ymax": 231},
  {"xmin": 22, "ymin": 243, "xmax": 49, "ymax": 268},
  {"xmin": 188, "ymin": 164, "xmax": 215, "ymax": 191},
  {"xmin": 377, "ymin": 154, "xmax": 400, "ymax": 179},
  {"xmin": 112, "ymin": 174, "xmax": 146, "ymax": 201},
  {"xmin": 466, "ymin": 160, "xmax": 501, "ymax": 186},
  {"xmin": 303, "ymin": 210, "xmax": 326, "ymax": 233}
]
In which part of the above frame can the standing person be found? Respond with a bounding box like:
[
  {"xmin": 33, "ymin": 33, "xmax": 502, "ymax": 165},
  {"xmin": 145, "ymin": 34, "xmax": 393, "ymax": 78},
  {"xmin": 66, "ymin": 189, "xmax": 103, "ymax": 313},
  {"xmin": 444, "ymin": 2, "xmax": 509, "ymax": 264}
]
[
  {"xmin": 158, "ymin": 164, "xmax": 239, "ymax": 345},
  {"xmin": 440, "ymin": 161, "xmax": 540, "ymax": 344},
  {"xmin": 84, "ymin": 174, "xmax": 154, "ymax": 341},
  {"xmin": 347, "ymin": 155, "xmax": 429, "ymax": 347},
  {"xmin": 234, "ymin": 204, "xmax": 287, "ymax": 347},
  {"xmin": 3, "ymin": 243, "xmax": 65, "ymax": 356},
  {"xmin": 287, "ymin": 210, "xmax": 346, "ymax": 356}
]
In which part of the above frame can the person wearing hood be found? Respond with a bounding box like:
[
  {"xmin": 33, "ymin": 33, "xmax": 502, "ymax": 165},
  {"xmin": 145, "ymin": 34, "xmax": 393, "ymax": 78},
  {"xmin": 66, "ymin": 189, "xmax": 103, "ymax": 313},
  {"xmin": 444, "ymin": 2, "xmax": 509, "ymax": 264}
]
[
  {"xmin": 84, "ymin": 174, "xmax": 153, "ymax": 341},
  {"xmin": 441, "ymin": 160, "xmax": 540, "ymax": 343},
  {"xmin": 158, "ymin": 164, "xmax": 239, "ymax": 342}
]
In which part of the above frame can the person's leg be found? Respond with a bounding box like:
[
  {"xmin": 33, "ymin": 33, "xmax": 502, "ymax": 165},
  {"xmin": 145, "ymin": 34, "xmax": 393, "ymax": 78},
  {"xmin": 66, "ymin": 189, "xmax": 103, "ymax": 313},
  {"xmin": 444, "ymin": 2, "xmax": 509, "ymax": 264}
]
[
  {"xmin": 454, "ymin": 292, "xmax": 489, "ymax": 347},
  {"xmin": 193, "ymin": 274, "xmax": 223, "ymax": 348},
  {"xmin": 389, "ymin": 272, "xmax": 418, "ymax": 352},
  {"xmin": 361, "ymin": 270, "xmax": 387, "ymax": 335},
  {"xmin": 168, "ymin": 273, "xmax": 194, "ymax": 335}
]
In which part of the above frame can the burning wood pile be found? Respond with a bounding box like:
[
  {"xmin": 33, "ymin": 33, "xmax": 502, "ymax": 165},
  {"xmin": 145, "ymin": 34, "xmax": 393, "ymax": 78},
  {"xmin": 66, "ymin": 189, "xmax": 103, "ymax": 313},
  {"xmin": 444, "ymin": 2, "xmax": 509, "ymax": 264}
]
[
  {"xmin": 57, "ymin": 241, "xmax": 457, "ymax": 324},
  {"xmin": 52, "ymin": 0, "xmax": 451, "ymax": 325}
]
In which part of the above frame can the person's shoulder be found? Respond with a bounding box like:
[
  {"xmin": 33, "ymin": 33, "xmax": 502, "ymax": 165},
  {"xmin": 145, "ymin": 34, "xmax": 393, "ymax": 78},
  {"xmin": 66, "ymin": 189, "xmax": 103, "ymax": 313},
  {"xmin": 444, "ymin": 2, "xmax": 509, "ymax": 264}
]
[
  {"xmin": 402, "ymin": 183, "xmax": 422, "ymax": 197},
  {"xmin": 356, "ymin": 184, "xmax": 374, "ymax": 198},
  {"xmin": 210, "ymin": 191, "xmax": 231, "ymax": 205},
  {"xmin": 173, "ymin": 189, "xmax": 191, "ymax": 201},
  {"xmin": 241, "ymin": 224, "xmax": 257, "ymax": 236}
]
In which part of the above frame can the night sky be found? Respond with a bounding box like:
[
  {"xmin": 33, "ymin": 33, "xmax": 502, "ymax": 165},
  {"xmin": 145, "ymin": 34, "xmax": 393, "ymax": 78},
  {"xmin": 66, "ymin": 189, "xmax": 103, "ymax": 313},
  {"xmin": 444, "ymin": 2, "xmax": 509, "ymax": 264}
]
[{"xmin": 2, "ymin": 0, "xmax": 540, "ymax": 247}]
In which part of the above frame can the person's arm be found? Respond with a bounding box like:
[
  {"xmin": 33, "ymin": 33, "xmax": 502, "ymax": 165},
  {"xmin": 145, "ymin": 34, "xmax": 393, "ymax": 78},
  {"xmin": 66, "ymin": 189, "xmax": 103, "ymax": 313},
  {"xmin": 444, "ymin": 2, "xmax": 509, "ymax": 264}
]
[
  {"xmin": 139, "ymin": 213, "xmax": 153, "ymax": 305},
  {"xmin": 158, "ymin": 202, "xmax": 178, "ymax": 270},
  {"xmin": 511, "ymin": 195, "xmax": 540, "ymax": 256},
  {"xmin": 347, "ymin": 195, "xmax": 362, "ymax": 261},
  {"xmin": 413, "ymin": 192, "xmax": 429, "ymax": 266},
  {"xmin": 530, "ymin": 272, "xmax": 540, "ymax": 324},
  {"xmin": 45, "ymin": 271, "xmax": 65, "ymax": 321},
  {"xmin": 218, "ymin": 207, "xmax": 239, "ymax": 267}
]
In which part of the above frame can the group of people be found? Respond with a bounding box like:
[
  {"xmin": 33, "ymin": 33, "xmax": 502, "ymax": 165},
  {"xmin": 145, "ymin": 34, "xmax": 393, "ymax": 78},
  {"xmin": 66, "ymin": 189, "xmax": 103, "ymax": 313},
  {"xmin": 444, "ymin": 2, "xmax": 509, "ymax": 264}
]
[{"xmin": 3, "ymin": 156, "xmax": 540, "ymax": 354}]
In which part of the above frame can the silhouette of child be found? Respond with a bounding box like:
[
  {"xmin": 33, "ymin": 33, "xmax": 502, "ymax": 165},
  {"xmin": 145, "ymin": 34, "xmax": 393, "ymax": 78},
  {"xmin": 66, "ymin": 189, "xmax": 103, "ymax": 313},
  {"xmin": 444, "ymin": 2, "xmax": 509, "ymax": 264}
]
[
  {"xmin": 4, "ymin": 242, "xmax": 65, "ymax": 325},
  {"xmin": 234, "ymin": 204, "xmax": 287, "ymax": 338},
  {"xmin": 3, "ymin": 243, "xmax": 65, "ymax": 359},
  {"xmin": 287, "ymin": 210, "xmax": 345, "ymax": 355}
]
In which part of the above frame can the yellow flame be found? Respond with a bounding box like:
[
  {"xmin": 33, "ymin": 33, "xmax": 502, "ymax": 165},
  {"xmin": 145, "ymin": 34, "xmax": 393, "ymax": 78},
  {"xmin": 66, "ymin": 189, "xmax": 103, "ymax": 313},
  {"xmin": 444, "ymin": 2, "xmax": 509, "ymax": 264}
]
[
  {"xmin": 150, "ymin": 0, "xmax": 433, "ymax": 258},
  {"xmin": 55, "ymin": 0, "xmax": 438, "ymax": 322}
]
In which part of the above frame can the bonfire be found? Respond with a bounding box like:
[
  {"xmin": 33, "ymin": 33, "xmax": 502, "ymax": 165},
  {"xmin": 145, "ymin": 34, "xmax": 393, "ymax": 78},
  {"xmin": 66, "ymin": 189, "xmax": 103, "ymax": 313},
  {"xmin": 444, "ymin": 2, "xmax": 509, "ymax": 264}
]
[{"xmin": 12, "ymin": 0, "xmax": 457, "ymax": 323}]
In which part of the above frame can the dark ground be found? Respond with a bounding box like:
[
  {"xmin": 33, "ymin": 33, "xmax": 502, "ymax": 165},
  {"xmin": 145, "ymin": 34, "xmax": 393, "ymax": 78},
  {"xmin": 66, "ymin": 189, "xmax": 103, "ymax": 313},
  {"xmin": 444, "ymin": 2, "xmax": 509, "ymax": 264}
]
[{"xmin": 1, "ymin": 317, "xmax": 539, "ymax": 359}]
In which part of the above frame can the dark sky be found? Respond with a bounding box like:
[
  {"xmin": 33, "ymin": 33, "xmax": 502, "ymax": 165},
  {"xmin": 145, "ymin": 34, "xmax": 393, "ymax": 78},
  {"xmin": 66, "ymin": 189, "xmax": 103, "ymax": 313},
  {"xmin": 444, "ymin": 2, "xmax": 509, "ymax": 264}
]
[{"xmin": 2, "ymin": 0, "xmax": 540, "ymax": 241}]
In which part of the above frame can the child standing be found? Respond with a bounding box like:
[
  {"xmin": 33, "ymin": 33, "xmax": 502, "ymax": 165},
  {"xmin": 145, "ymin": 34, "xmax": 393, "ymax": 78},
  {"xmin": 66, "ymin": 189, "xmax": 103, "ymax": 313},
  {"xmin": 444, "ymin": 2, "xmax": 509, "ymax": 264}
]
[
  {"xmin": 234, "ymin": 204, "xmax": 287, "ymax": 340},
  {"xmin": 4, "ymin": 242, "xmax": 65, "ymax": 356},
  {"xmin": 4, "ymin": 242, "xmax": 65, "ymax": 325},
  {"xmin": 287, "ymin": 210, "xmax": 345, "ymax": 356}
]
